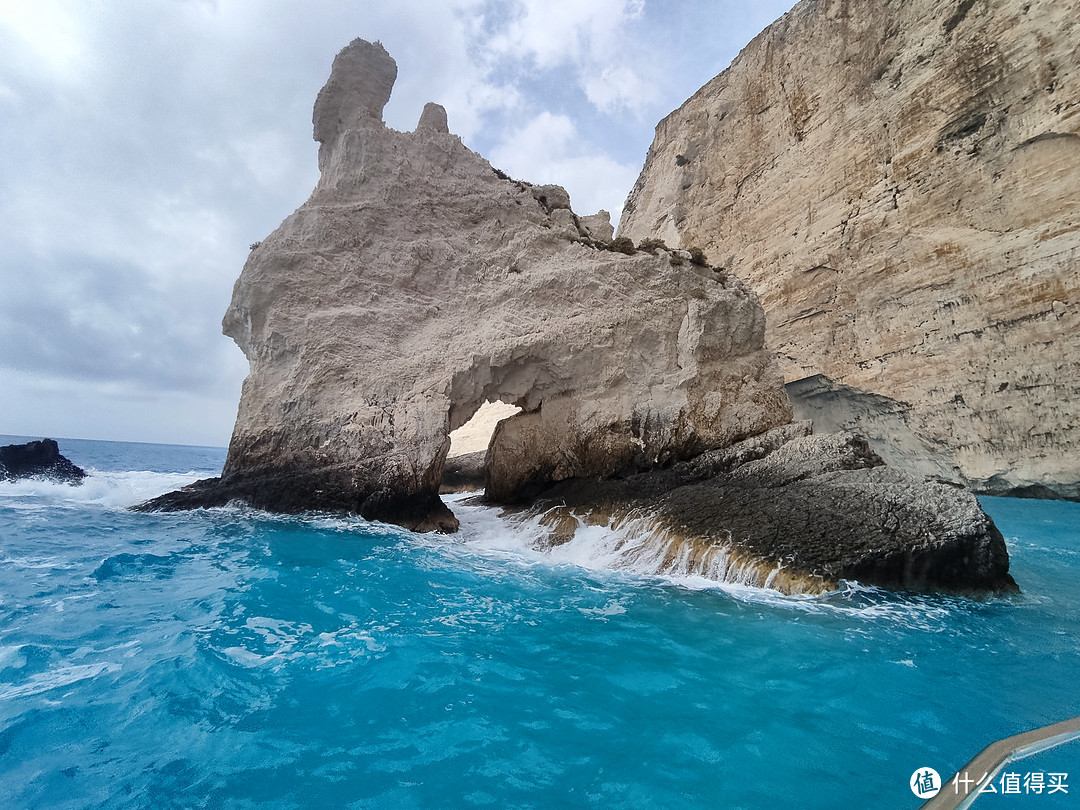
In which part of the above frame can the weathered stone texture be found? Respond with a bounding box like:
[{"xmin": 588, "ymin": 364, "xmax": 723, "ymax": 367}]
[
  {"xmin": 620, "ymin": 0, "xmax": 1080, "ymax": 499},
  {"xmin": 144, "ymin": 38, "xmax": 791, "ymax": 531}
]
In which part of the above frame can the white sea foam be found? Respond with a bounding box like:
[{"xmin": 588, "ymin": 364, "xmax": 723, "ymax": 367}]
[
  {"xmin": 440, "ymin": 493, "xmax": 967, "ymax": 626},
  {"xmin": 446, "ymin": 494, "xmax": 772, "ymax": 592},
  {"xmin": 542, "ymin": 515, "xmax": 770, "ymax": 589},
  {"xmin": 0, "ymin": 661, "xmax": 121, "ymax": 701},
  {"xmin": 221, "ymin": 616, "xmax": 385, "ymax": 671},
  {"xmin": 579, "ymin": 599, "xmax": 628, "ymax": 618},
  {"xmin": 0, "ymin": 468, "xmax": 207, "ymax": 510},
  {"xmin": 222, "ymin": 646, "xmax": 282, "ymax": 669},
  {"xmin": 0, "ymin": 644, "xmax": 26, "ymax": 671}
]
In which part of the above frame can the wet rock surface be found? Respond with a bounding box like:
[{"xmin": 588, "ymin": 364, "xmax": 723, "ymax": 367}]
[{"xmin": 514, "ymin": 424, "xmax": 1016, "ymax": 594}]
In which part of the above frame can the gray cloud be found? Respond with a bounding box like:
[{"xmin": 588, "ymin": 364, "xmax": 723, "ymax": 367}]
[
  {"xmin": 0, "ymin": 249, "xmax": 234, "ymax": 392},
  {"xmin": 0, "ymin": 0, "xmax": 796, "ymax": 445}
]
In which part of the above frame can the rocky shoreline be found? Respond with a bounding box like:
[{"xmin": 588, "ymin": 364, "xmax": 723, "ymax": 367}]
[{"xmin": 502, "ymin": 423, "xmax": 1015, "ymax": 595}]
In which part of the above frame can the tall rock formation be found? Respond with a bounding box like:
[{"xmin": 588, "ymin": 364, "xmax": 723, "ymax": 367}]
[
  {"xmin": 139, "ymin": 37, "xmax": 1017, "ymax": 595},
  {"xmin": 620, "ymin": 0, "xmax": 1080, "ymax": 500},
  {"xmin": 145, "ymin": 39, "xmax": 791, "ymax": 532}
]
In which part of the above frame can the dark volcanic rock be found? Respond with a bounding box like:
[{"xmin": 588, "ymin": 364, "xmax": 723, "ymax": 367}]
[
  {"xmin": 518, "ymin": 425, "xmax": 1017, "ymax": 595},
  {"xmin": 0, "ymin": 439, "xmax": 86, "ymax": 485}
]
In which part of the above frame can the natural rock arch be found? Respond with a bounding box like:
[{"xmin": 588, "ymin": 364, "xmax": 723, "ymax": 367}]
[
  {"xmin": 141, "ymin": 38, "xmax": 791, "ymax": 531},
  {"xmin": 138, "ymin": 37, "xmax": 1017, "ymax": 596}
]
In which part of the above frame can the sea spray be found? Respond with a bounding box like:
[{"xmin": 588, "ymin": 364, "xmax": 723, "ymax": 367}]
[
  {"xmin": 0, "ymin": 468, "xmax": 207, "ymax": 510},
  {"xmin": 457, "ymin": 496, "xmax": 834, "ymax": 594}
]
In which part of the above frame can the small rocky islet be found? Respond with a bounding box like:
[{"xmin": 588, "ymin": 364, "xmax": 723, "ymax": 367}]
[
  {"xmin": 138, "ymin": 18, "xmax": 1053, "ymax": 596},
  {"xmin": 0, "ymin": 439, "xmax": 86, "ymax": 485}
]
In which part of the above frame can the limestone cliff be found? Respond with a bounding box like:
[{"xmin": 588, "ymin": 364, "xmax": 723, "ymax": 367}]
[
  {"xmin": 148, "ymin": 39, "xmax": 791, "ymax": 532},
  {"xmin": 620, "ymin": 0, "xmax": 1080, "ymax": 500}
]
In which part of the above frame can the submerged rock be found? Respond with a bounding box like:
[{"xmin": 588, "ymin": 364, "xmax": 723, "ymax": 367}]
[{"xmin": 0, "ymin": 439, "xmax": 86, "ymax": 485}]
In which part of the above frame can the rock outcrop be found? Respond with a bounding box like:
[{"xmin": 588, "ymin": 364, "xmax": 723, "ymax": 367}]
[
  {"xmin": 139, "ymin": 37, "xmax": 1016, "ymax": 594},
  {"xmin": 0, "ymin": 439, "xmax": 86, "ymax": 484},
  {"xmin": 620, "ymin": 0, "xmax": 1080, "ymax": 501},
  {"xmin": 515, "ymin": 422, "xmax": 1015, "ymax": 594},
  {"xmin": 140, "ymin": 38, "xmax": 791, "ymax": 532}
]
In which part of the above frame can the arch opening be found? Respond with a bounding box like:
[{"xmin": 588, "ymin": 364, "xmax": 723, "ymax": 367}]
[
  {"xmin": 448, "ymin": 400, "xmax": 521, "ymax": 459},
  {"xmin": 440, "ymin": 400, "xmax": 521, "ymax": 495}
]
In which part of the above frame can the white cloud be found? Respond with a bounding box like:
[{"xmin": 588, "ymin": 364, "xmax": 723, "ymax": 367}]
[
  {"xmin": 0, "ymin": 0, "xmax": 87, "ymax": 80},
  {"xmin": 481, "ymin": 0, "xmax": 655, "ymax": 114},
  {"xmin": 490, "ymin": 111, "xmax": 638, "ymax": 217},
  {"xmin": 488, "ymin": 0, "xmax": 642, "ymax": 67}
]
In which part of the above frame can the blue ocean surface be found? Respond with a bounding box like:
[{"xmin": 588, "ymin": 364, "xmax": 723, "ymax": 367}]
[{"xmin": 1, "ymin": 436, "xmax": 1076, "ymax": 809}]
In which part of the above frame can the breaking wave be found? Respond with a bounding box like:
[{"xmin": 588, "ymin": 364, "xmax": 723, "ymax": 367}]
[
  {"xmin": 0, "ymin": 468, "xmax": 207, "ymax": 510},
  {"xmin": 439, "ymin": 493, "xmax": 975, "ymax": 625}
]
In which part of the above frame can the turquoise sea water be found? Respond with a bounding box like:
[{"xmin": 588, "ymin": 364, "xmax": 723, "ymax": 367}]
[{"xmin": 1, "ymin": 436, "xmax": 1076, "ymax": 809}]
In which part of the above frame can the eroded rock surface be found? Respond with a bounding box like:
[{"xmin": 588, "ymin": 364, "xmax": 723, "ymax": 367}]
[
  {"xmin": 140, "ymin": 38, "xmax": 791, "ymax": 531},
  {"xmin": 620, "ymin": 0, "xmax": 1080, "ymax": 500}
]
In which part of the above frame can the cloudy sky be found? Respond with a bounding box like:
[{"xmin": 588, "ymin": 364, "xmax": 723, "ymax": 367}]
[{"xmin": 0, "ymin": 0, "xmax": 797, "ymax": 447}]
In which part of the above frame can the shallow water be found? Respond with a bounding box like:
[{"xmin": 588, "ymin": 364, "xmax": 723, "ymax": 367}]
[{"xmin": 1, "ymin": 437, "xmax": 1076, "ymax": 808}]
